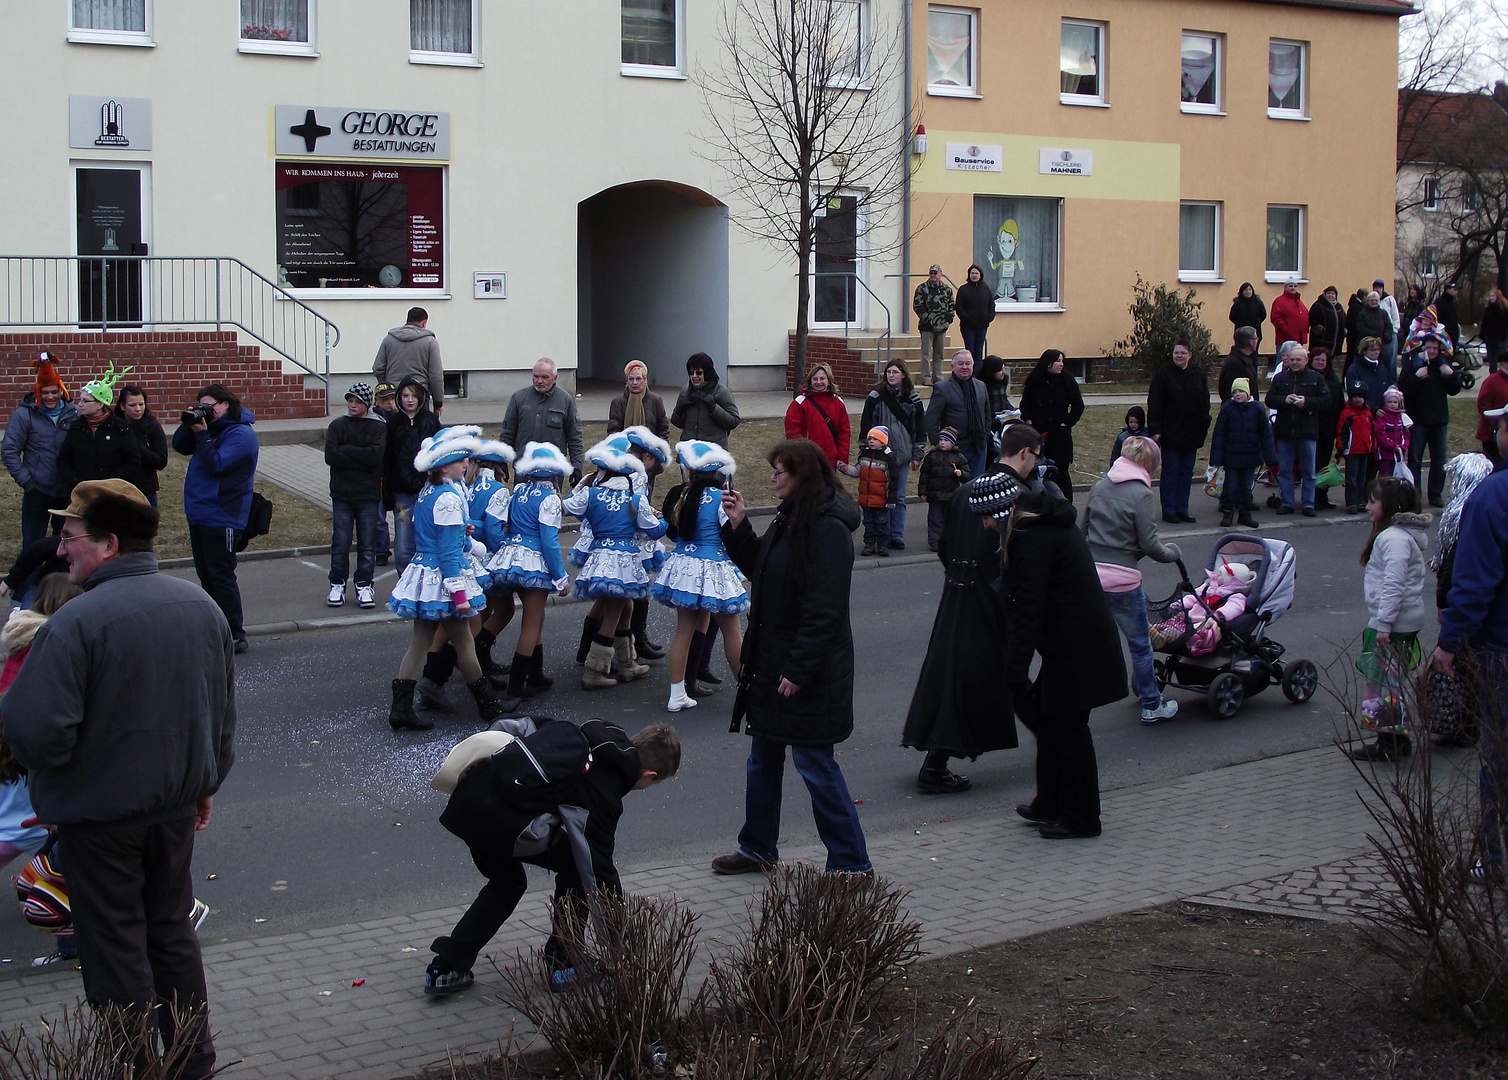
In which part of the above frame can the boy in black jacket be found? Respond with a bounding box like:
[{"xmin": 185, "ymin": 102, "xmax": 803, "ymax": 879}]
[
  {"xmin": 325, "ymin": 382, "xmax": 387, "ymax": 608},
  {"xmin": 917, "ymin": 427, "xmax": 972, "ymax": 551},
  {"xmin": 425, "ymin": 717, "xmax": 680, "ymax": 996}
]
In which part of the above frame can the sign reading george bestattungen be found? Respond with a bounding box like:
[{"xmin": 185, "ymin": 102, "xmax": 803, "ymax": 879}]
[{"xmin": 274, "ymin": 106, "xmax": 452, "ymax": 161}]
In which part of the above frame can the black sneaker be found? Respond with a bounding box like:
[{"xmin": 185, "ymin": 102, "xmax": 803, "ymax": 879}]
[
  {"xmin": 424, "ymin": 963, "xmax": 475, "ymax": 997},
  {"xmin": 711, "ymin": 852, "xmax": 775, "ymax": 875},
  {"xmin": 888, "ymin": 540, "xmax": 905, "ymax": 550}
]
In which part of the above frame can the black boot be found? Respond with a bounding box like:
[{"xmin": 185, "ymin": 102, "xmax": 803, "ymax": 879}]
[
  {"xmin": 507, "ymin": 654, "xmax": 534, "ymax": 701},
  {"xmin": 576, "ymin": 616, "xmax": 602, "ymax": 665},
  {"xmin": 917, "ymin": 749, "xmax": 970, "ymax": 793},
  {"xmin": 697, "ymin": 624, "xmax": 723, "ymax": 686},
  {"xmin": 1347, "ymin": 732, "xmax": 1412, "ymax": 762},
  {"xmin": 527, "ymin": 645, "xmax": 554, "ymax": 692},
  {"xmin": 389, "ymin": 679, "xmax": 433, "ymax": 732},
  {"xmin": 474, "ymin": 628, "xmax": 509, "ymax": 679},
  {"xmin": 631, "ymin": 599, "xmax": 665, "ymax": 660},
  {"xmin": 467, "ymin": 677, "xmax": 507, "ymax": 723},
  {"xmin": 1237, "ymin": 510, "xmax": 1257, "ymax": 528},
  {"xmin": 415, "ymin": 649, "xmax": 456, "ymax": 713}
]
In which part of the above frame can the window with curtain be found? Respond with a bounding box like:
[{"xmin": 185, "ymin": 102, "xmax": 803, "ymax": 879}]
[
  {"xmin": 1180, "ymin": 33, "xmax": 1218, "ymax": 110},
  {"xmin": 411, "ymin": 0, "xmax": 472, "ymax": 55},
  {"xmin": 1421, "ymin": 247, "xmax": 1437, "ymax": 279},
  {"xmin": 241, "ymin": 0, "xmax": 309, "ymax": 43},
  {"xmin": 1423, "ymin": 177, "xmax": 1440, "ymax": 210},
  {"xmin": 927, "ymin": 7, "xmax": 974, "ymax": 93},
  {"xmin": 1268, "ymin": 41, "xmax": 1305, "ymax": 114},
  {"xmin": 1266, "ymin": 205, "xmax": 1303, "ymax": 278},
  {"xmin": 973, "ymin": 197, "xmax": 1061, "ymax": 306},
  {"xmin": 623, "ymin": 0, "xmax": 677, "ymax": 68},
  {"xmin": 1179, "ymin": 202, "xmax": 1219, "ymax": 279},
  {"xmin": 1060, "ymin": 21, "xmax": 1103, "ymax": 103},
  {"xmin": 820, "ymin": 0, "xmax": 866, "ymax": 87},
  {"xmin": 72, "ymin": 0, "xmax": 145, "ymax": 32}
]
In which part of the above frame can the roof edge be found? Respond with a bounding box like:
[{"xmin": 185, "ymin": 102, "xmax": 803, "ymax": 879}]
[{"xmin": 1243, "ymin": 0, "xmax": 1416, "ymax": 17}]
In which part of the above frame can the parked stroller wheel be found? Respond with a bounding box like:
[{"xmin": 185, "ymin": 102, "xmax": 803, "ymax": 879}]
[
  {"xmin": 1281, "ymin": 659, "xmax": 1319, "ymax": 703},
  {"xmin": 1460, "ymin": 371, "xmax": 1476, "ymax": 391},
  {"xmin": 1207, "ymin": 672, "xmax": 1245, "ymax": 719},
  {"xmin": 1266, "ymin": 493, "xmax": 1282, "ymax": 509}
]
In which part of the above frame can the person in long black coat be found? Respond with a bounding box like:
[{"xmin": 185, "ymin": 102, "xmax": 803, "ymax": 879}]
[
  {"xmin": 977, "ymin": 429, "xmax": 1128, "ymax": 840},
  {"xmin": 1019, "ymin": 349, "xmax": 1085, "ymax": 503},
  {"xmin": 712, "ymin": 438, "xmax": 871, "ymax": 875},
  {"xmin": 1307, "ymin": 349, "xmax": 1344, "ymax": 508},
  {"xmin": 901, "ymin": 467, "xmax": 1016, "ymax": 793},
  {"xmin": 1229, "ymin": 282, "xmax": 1267, "ymax": 354},
  {"xmin": 113, "ymin": 384, "xmax": 169, "ymax": 506}
]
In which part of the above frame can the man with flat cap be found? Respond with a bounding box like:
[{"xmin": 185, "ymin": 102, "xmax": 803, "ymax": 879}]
[{"xmin": 4, "ymin": 479, "xmax": 235, "ymax": 1079}]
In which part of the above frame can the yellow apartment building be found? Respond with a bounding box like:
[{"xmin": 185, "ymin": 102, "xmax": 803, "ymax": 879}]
[{"xmin": 907, "ymin": 0, "xmax": 1412, "ymax": 367}]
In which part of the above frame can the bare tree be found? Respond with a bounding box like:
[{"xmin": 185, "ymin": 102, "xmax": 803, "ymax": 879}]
[
  {"xmin": 1396, "ymin": 0, "xmax": 1489, "ymax": 218},
  {"xmin": 698, "ymin": 0, "xmax": 911, "ymax": 387}
]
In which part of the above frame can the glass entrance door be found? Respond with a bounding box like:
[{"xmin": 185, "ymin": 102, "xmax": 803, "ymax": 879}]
[
  {"xmin": 76, "ymin": 167, "xmax": 146, "ymax": 327},
  {"xmin": 813, "ymin": 193, "xmax": 863, "ymax": 328}
]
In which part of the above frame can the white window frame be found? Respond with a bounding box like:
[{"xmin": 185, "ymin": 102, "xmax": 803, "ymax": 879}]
[
  {"xmin": 1422, "ymin": 176, "xmax": 1440, "ymax": 212},
  {"xmin": 810, "ymin": 189, "xmax": 868, "ymax": 330},
  {"xmin": 71, "ymin": 160, "xmax": 155, "ymax": 321},
  {"xmin": 1264, "ymin": 204, "xmax": 1305, "ymax": 284},
  {"xmin": 68, "ymin": 0, "xmax": 154, "ymax": 47},
  {"xmin": 239, "ymin": 0, "xmax": 317, "ymax": 57},
  {"xmin": 1178, "ymin": 201, "xmax": 1222, "ymax": 283},
  {"xmin": 1059, "ymin": 19, "xmax": 1107, "ymax": 108},
  {"xmin": 1267, "ymin": 39, "xmax": 1308, "ymax": 121},
  {"xmin": 1179, "ymin": 31, "xmax": 1223, "ymax": 115},
  {"xmin": 926, "ymin": 6, "xmax": 979, "ymax": 99},
  {"xmin": 621, "ymin": 0, "xmax": 686, "ymax": 79},
  {"xmin": 409, "ymin": 0, "xmax": 481, "ymax": 68},
  {"xmin": 819, "ymin": 0, "xmax": 870, "ymax": 91}
]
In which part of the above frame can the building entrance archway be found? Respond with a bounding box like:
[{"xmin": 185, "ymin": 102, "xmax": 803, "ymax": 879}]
[{"xmin": 578, "ymin": 181, "xmax": 729, "ymax": 388}]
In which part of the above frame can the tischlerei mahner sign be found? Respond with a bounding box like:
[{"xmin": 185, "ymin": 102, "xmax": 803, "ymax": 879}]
[{"xmin": 274, "ymin": 106, "xmax": 451, "ymax": 161}]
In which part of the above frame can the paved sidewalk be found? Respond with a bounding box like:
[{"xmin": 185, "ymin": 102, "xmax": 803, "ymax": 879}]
[{"xmin": 0, "ymin": 745, "xmax": 1384, "ymax": 1079}]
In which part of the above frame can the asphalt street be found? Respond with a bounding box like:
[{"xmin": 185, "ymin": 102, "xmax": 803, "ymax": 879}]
[{"xmin": 0, "ymin": 515, "xmax": 1387, "ymax": 971}]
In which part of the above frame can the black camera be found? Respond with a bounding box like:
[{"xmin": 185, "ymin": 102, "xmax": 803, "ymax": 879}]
[{"xmin": 181, "ymin": 404, "xmax": 214, "ymax": 426}]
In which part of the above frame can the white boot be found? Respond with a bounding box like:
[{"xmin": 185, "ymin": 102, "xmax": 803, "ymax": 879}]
[
  {"xmin": 581, "ymin": 641, "xmax": 618, "ymax": 690},
  {"xmin": 667, "ymin": 681, "xmax": 698, "ymax": 712}
]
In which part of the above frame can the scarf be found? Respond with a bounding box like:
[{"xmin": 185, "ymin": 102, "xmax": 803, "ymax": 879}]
[
  {"xmin": 622, "ymin": 388, "xmax": 647, "ymax": 431},
  {"xmin": 1431, "ymin": 453, "xmax": 1497, "ymax": 569},
  {"xmin": 84, "ymin": 410, "xmax": 109, "ymax": 431}
]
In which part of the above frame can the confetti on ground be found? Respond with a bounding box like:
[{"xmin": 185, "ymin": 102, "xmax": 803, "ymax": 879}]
[
  {"xmin": 351, "ymin": 978, "xmax": 365, "ymax": 987},
  {"xmin": 254, "ymin": 918, "xmax": 266, "ymax": 923},
  {"xmin": 319, "ymin": 990, "xmax": 332, "ymax": 997},
  {"xmin": 206, "ymin": 874, "xmax": 218, "ymax": 880},
  {"xmin": 402, "ymin": 947, "xmax": 418, "ymax": 953},
  {"xmin": 852, "ymin": 798, "xmax": 864, "ymax": 804}
]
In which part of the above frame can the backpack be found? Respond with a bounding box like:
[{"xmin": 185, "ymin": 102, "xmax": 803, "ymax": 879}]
[{"xmin": 235, "ymin": 491, "xmax": 273, "ymax": 552}]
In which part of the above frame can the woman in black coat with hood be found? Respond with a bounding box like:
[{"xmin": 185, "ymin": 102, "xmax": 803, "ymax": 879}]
[
  {"xmin": 1019, "ymin": 349, "xmax": 1084, "ymax": 502},
  {"xmin": 113, "ymin": 384, "xmax": 169, "ymax": 506},
  {"xmin": 1230, "ymin": 282, "xmax": 1267, "ymax": 352},
  {"xmin": 976, "ymin": 426, "xmax": 1127, "ymax": 839},
  {"xmin": 712, "ymin": 438, "xmax": 871, "ymax": 876},
  {"xmin": 954, "ymin": 263, "xmax": 997, "ymax": 363},
  {"xmin": 1307, "ymin": 347, "xmax": 1343, "ymax": 508}
]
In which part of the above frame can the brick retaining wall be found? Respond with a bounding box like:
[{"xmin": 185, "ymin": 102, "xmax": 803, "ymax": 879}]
[{"xmin": 0, "ymin": 332, "xmax": 326, "ymax": 426}]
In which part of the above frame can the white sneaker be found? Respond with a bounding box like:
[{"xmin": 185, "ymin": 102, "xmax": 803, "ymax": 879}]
[
  {"xmin": 190, "ymin": 898, "xmax": 210, "ymax": 931},
  {"xmin": 667, "ymin": 684, "xmax": 699, "ymax": 712},
  {"xmin": 31, "ymin": 950, "xmax": 76, "ymax": 968},
  {"xmin": 327, "ymin": 583, "xmax": 346, "ymax": 606},
  {"xmin": 1141, "ymin": 699, "xmax": 1179, "ymax": 725},
  {"xmin": 356, "ymin": 584, "xmax": 376, "ymax": 608}
]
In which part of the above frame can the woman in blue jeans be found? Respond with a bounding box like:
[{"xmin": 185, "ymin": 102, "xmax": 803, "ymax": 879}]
[
  {"xmin": 711, "ymin": 439, "xmax": 870, "ymax": 876},
  {"xmin": 1081, "ymin": 435, "xmax": 1183, "ymax": 724}
]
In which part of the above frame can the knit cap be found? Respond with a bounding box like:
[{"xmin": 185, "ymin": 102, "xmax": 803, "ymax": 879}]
[
  {"xmin": 937, "ymin": 426, "xmax": 959, "ymax": 448},
  {"xmin": 866, "ymin": 425, "xmax": 889, "ymax": 446},
  {"xmin": 1383, "ymin": 385, "xmax": 1404, "ymax": 404},
  {"xmin": 966, "ymin": 471, "xmax": 1022, "ymax": 519},
  {"xmin": 1230, "ymin": 378, "xmax": 1250, "ymax": 397},
  {"xmin": 345, "ymin": 381, "xmax": 374, "ymax": 408}
]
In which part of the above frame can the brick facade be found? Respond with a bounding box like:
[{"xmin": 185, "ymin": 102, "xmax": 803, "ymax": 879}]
[
  {"xmin": 786, "ymin": 333, "xmax": 872, "ymax": 395},
  {"xmin": 0, "ymin": 332, "xmax": 326, "ymax": 427}
]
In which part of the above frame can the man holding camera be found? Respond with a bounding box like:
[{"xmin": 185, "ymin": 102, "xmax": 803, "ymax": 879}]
[{"xmin": 172, "ymin": 385, "xmax": 259, "ymax": 653}]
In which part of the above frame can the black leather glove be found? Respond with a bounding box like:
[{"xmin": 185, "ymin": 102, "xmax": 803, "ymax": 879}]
[{"xmin": 569, "ymin": 469, "xmax": 583, "ymax": 487}]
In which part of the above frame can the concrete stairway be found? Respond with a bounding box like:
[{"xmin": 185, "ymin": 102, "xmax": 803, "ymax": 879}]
[{"xmin": 841, "ymin": 330, "xmax": 950, "ymax": 391}]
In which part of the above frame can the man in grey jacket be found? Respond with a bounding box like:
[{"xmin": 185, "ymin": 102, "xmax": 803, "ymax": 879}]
[
  {"xmin": 4, "ymin": 479, "xmax": 235, "ymax": 1080},
  {"xmin": 373, "ymin": 307, "xmax": 445, "ymax": 415},
  {"xmin": 3, "ymin": 355, "xmax": 80, "ymax": 548},
  {"xmin": 499, "ymin": 358, "xmax": 584, "ymax": 481},
  {"xmin": 925, "ymin": 351, "xmax": 991, "ymax": 478}
]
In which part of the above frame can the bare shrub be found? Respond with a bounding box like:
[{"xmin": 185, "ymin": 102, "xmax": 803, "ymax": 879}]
[
  {"xmin": 689, "ymin": 865, "xmax": 923, "ymax": 1080},
  {"xmin": 0, "ymin": 1002, "xmax": 209, "ymax": 1079},
  {"xmin": 1334, "ymin": 651, "xmax": 1508, "ymax": 1041},
  {"xmin": 492, "ymin": 892, "xmax": 699, "ymax": 1079},
  {"xmin": 893, "ymin": 1005, "xmax": 1039, "ymax": 1080}
]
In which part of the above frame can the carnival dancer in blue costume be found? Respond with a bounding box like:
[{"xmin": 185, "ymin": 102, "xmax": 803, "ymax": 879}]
[
  {"xmin": 387, "ymin": 428, "xmax": 507, "ymax": 730},
  {"xmin": 487, "ymin": 442, "xmax": 573, "ymax": 704},
  {"xmin": 565, "ymin": 436, "xmax": 669, "ymax": 690},
  {"xmin": 412, "ymin": 439, "xmax": 518, "ymax": 714},
  {"xmin": 653, "ymin": 441, "xmax": 748, "ymax": 712}
]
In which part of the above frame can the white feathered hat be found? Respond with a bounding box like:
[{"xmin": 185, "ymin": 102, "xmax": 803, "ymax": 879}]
[
  {"xmin": 414, "ymin": 427, "xmax": 484, "ymax": 472},
  {"xmin": 675, "ymin": 440, "xmax": 736, "ymax": 476},
  {"xmin": 472, "ymin": 439, "xmax": 516, "ymax": 466},
  {"xmin": 515, "ymin": 441, "xmax": 572, "ymax": 478},
  {"xmin": 623, "ymin": 426, "xmax": 672, "ymax": 466},
  {"xmin": 586, "ymin": 435, "xmax": 644, "ymax": 476}
]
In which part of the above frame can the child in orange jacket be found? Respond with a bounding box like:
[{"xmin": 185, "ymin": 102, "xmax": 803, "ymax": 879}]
[{"xmin": 856, "ymin": 426, "xmax": 896, "ymax": 557}]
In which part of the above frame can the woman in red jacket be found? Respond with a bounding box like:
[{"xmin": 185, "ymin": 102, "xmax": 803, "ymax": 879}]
[{"xmin": 784, "ymin": 362, "xmax": 852, "ymax": 471}]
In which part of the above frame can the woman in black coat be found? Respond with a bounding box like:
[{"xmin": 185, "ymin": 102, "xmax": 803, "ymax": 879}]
[
  {"xmin": 1019, "ymin": 349, "xmax": 1085, "ymax": 502},
  {"xmin": 1229, "ymin": 282, "xmax": 1267, "ymax": 351},
  {"xmin": 1307, "ymin": 348, "xmax": 1343, "ymax": 508},
  {"xmin": 713, "ymin": 438, "xmax": 871, "ymax": 875},
  {"xmin": 954, "ymin": 263, "xmax": 996, "ymax": 363},
  {"xmin": 56, "ymin": 387, "xmax": 142, "ymax": 494},
  {"xmin": 973, "ymin": 435, "xmax": 1128, "ymax": 839},
  {"xmin": 113, "ymin": 384, "xmax": 169, "ymax": 506},
  {"xmin": 1145, "ymin": 344, "xmax": 1212, "ymax": 522}
]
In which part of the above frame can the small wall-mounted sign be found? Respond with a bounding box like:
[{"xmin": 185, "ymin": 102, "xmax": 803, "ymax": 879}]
[
  {"xmin": 944, "ymin": 143, "xmax": 1003, "ymax": 172},
  {"xmin": 1039, "ymin": 148, "xmax": 1093, "ymax": 176},
  {"xmin": 473, "ymin": 272, "xmax": 507, "ymax": 299},
  {"xmin": 69, "ymin": 96, "xmax": 153, "ymax": 150}
]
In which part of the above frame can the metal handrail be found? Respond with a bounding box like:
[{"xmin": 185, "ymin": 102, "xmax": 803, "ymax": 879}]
[
  {"xmin": 810, "ymin": 270, "xmax": 892, "ymax": 374},
  {"xmin": 0, "ymin": 256, "xmax": 340, "ymax": 403}
]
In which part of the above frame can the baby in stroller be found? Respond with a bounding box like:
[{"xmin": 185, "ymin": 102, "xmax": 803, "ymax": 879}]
[{"xmin": 1179, "ymin": 559, "xmax": 1257, "ymax": 655}]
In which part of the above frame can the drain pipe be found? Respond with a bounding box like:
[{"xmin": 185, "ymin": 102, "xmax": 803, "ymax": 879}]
[{"xmin": 901, "ymin": 0, "xmax": 912, "ymax": 334}]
